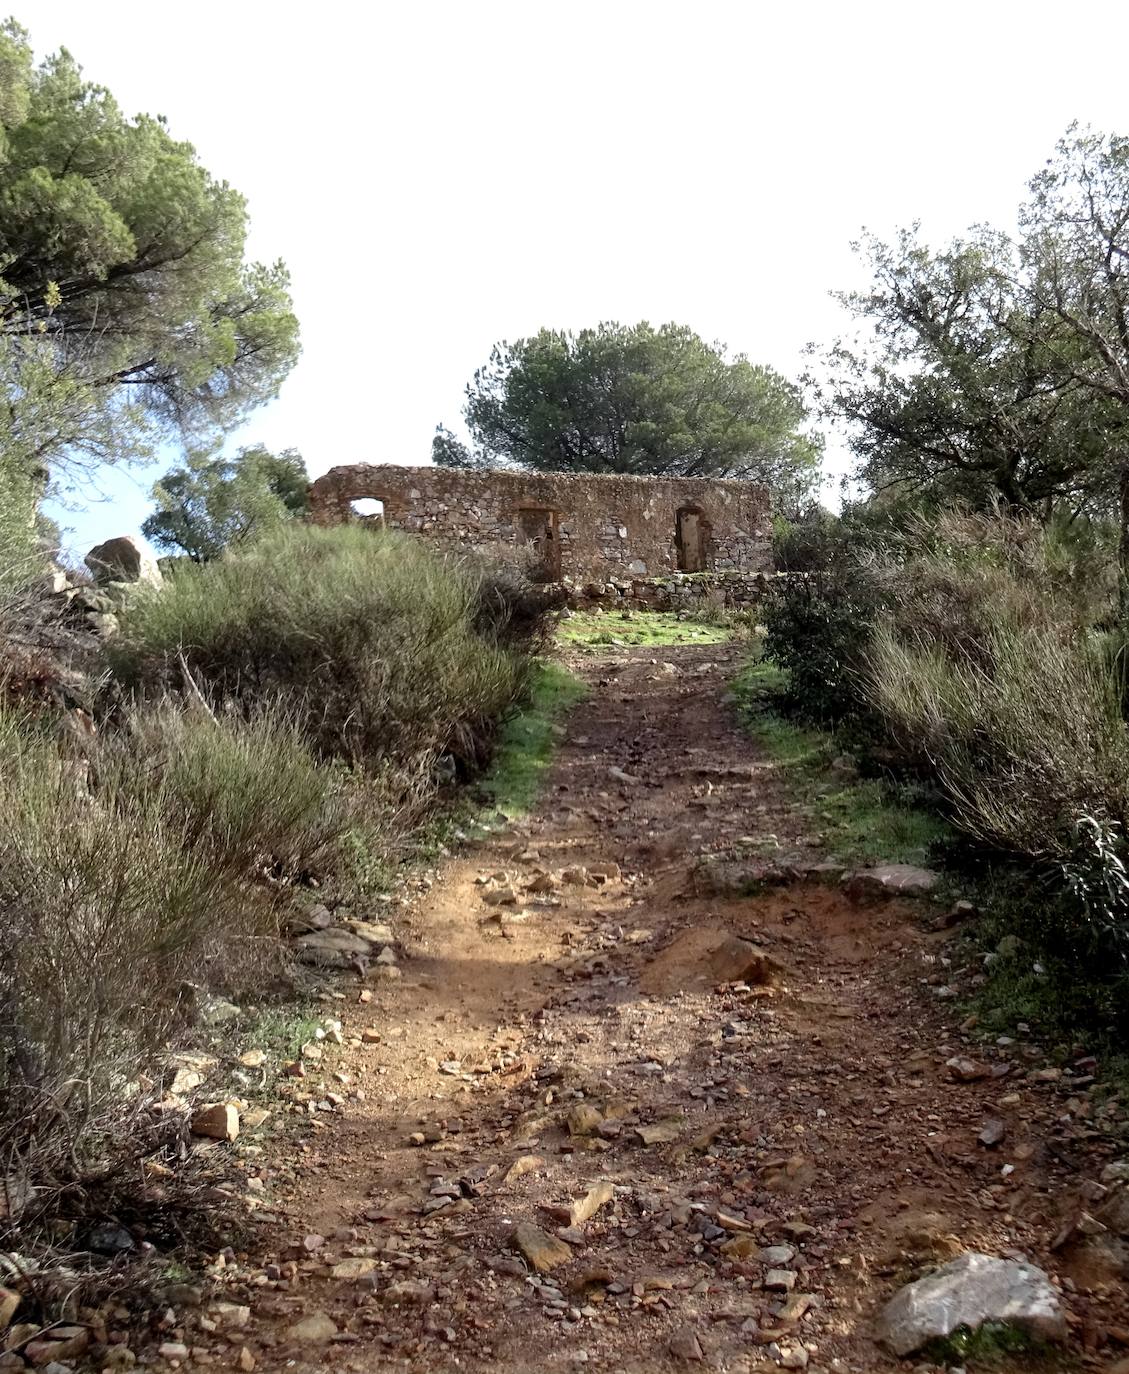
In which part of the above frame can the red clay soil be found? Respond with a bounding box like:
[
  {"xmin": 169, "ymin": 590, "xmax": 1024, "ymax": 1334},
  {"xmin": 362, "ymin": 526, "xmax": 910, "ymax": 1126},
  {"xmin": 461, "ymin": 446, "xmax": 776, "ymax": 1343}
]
[{"xmin": 202, "ymin": 643, "xmax": 1128, "ymax": 1374}]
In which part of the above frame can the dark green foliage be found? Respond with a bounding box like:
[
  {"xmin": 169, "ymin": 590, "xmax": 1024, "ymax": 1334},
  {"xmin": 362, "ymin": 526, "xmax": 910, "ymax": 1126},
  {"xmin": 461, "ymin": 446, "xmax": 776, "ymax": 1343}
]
[
  {"xmin": 771, "ymin": 507, "xmax": 845, "ymax": 573},
  {"xmin": 142, "ymin": 445, "xmax": 309, "ymax": 561},
  {"xmin": 762, "ymin": 513, "xmax": 881, "ymax": 725},
  {"xmin": 0, "ymin": 20, "xmax": 297, "ymax": 480},
  {"xmin": 440, "ymin": 321, "xmax": 821, "ymax": 498}
]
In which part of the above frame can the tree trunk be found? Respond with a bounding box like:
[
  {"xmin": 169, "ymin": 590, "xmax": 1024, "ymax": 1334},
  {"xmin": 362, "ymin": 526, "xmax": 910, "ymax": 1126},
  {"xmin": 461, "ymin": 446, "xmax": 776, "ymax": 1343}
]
[{"xmin": 1119, "ymin": 458, "xmax": 1129, "ymax": 622}]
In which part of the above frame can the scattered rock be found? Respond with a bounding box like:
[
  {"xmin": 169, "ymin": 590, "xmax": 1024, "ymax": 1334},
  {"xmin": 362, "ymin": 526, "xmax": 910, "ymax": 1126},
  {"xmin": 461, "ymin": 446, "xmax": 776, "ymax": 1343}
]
[
  {"xmin": 87, "ymin": 1223, "xmax": 134, "ymax": 1255},
  {"xmin": 208, "ymin": 1303, "xmax": 251, "ymax": 1331},
  {"xmin": 669, "ymin": 1326, "xmax": 704, "ymax": 1361},
  {"xmin": 566, "ymin": 1104, "xmax": 604, "ymax": 1137},
  {"xmin": 504, "ymin": 1155, "xmax": 544, "ymax": 1184},
  {"xmin": 946, "ymin": 1056, "xmax": 990, "ymax": 1083},
  {"xmin": 26, "ymin": 1328, "xmax": 91, "ymax": 1364},
  {"xmin": 875, "ymin": 1252, "xmax": 1067, "ymax": 1357},
  {"xmin": 634, "ymin": 1120, "xmax": 682, "ymax": 1146},
  {"xmin": 707, "ymin": 936, "xmax": 782, "ymax": 987},
  {"xmin": 330, "ymin": 1257, "xmax": 377, "ymax": 1280},
  {"xmin": 294, "ymin": 929, "xmax": 372, "ymax": 968},
  {"xmin": 570, "ymin": 1180, "xmax": 615, "ymax": 1225},
  {"xmin": 607, "ymin": 766, "xmax": 641, "ymax": 786},
  {"xmin": 844, "ymin": 864, "xmax": 939, "ymax": 902},
  {"xmin": 764, "ymin": 1269, "xmax": 796, "ymax": 1291},
  {"xmin": 512, "ymin": 1222, "xmax": 573, "ymax": 1273},
  {"xmin": 190, "ymin": 1102, "xmax": 239, "ymax": 1141},
  {"xmin": 978, "ymin": 1117, "xmax": 1006, "ymax": 1148},
  {"xmin": 284, "ymin": 1312, "xmax": 338, "ymax": 1344},
  {"xmin": 0, "ymin": 1288, "xmax": 18, "ymax": 1330}
]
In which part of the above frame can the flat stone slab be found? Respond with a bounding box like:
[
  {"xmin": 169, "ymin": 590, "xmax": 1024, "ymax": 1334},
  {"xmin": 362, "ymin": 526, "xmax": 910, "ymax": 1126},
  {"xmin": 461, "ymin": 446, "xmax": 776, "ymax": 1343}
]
[
  {"xmin": 845, "ymin": 863, "xmax": 939, "ymax": 902},
  {"xmin": 875, "ymin": 1252, "xmax": 1066, "ymax": 1356}
]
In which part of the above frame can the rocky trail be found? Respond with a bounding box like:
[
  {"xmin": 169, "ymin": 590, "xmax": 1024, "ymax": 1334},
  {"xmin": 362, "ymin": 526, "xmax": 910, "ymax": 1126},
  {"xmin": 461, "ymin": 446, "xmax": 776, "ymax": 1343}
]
[{"xmin": 186, "ymin": 641, "xmax": 1129, "ymax": 1373}]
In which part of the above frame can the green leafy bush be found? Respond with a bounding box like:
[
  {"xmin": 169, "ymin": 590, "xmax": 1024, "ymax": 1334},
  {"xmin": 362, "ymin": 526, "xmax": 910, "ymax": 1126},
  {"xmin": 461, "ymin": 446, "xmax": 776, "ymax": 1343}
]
[
  {"xmin": 108, "ymin": 525, "xmax": 544, "ymax": 767},
  {"xmin": 762, "ymin": 511, "xmax": 881, "ymax": 725}
]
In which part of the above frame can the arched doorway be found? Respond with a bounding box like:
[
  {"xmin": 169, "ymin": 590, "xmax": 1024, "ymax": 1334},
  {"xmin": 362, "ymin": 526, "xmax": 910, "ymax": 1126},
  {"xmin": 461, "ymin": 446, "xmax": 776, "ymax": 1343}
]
[{"xmin": 676, "ymin": 505, "xmax": 709, "ymax": 572}]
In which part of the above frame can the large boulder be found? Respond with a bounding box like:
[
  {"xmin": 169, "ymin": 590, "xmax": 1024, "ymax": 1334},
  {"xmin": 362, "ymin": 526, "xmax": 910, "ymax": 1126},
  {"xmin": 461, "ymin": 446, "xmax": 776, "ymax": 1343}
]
[
  {"xmin": 874, "ymin": 1252, "xmax": 1066, "ymax": 1356},
  {"xmin": 85, "ymin": 535, "xmax": 162, "ymax": 586}
]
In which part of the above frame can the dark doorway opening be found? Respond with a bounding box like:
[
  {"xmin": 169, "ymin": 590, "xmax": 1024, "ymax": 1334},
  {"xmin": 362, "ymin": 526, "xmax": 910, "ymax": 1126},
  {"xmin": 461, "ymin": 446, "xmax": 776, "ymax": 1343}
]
[
  {"xmin": 516, "ymin": 506, "xmax": 562, "ymax": 581},
  {"xmin": 676, "ymin": 506, "xmax": 709, "ymax": 572}
]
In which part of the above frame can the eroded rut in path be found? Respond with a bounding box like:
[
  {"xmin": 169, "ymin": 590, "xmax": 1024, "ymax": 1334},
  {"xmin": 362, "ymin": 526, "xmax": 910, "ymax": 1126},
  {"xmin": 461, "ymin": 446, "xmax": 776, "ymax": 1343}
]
[{"xmin": 227, "ymin": 643, "xmax": 1126, "ymax": 1373}]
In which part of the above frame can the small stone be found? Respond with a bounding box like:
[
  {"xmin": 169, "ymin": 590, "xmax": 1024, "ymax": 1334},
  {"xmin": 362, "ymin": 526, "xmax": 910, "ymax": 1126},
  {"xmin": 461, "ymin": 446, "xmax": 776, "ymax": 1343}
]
[
  {"xmin": 238, "ymin": 1348, "xmax": 256, "ymax": 1372},
  {"xmin": 385, "ymin": 1280, "xmax": 435, "ymax": 1303},
  {"xmin": 978, "ymin": 1118, "xmax": 1006, "ymax": 1148},
  {"xmin": 0, "ymin": 1287, "xmax": 18, "ymax": 1329},
  {"xmin": 634, "ymin": 1120, "xmax": 682, "ymax": 1146},
  {"xmin": 157, "ymin": 1343, "xmax": 189, "ymax": 1362},
  {"xmin": 330, "ymin": 1257, "xmax": 377, "ymax": 1280},
  {"xmin": 26, "ymin": 1328, "xmax": 90, "ymax": 1366},
  {"xmin": 760, "ymin": 1244, "xmax": 796, "ymax": 1266},
  {"xmin": 208, "ymin": 1302, "xmax": 251, "ymax": 1330},
  {"xmin": 566, "ymin": 1104, "xmax": 604, "ymax": 1137},
  {"xmin": 720, "ymin": 1235, "xmax": 758, "ymax": 1258},
  {"xmin": 284, "ymin": 1312, "xmax": 338, "ymax": 1344},
  {"xmin": 512, "ymin": 1222, "xmax": 573, "ymax": 1273},
  {"xmin": 668, "ymin": 1326, "xmax": 704, "ymax": 1361},
  {"xmin": 190, "ymin": 1102, "xmax": 239, "ymax": 1141},
  {"xmin": 946, "ymin": 1056, "xmax": 990, "ymax": 1083},
  {"xmin": 570, "ymin": 1180, "xmax": 615, "ymax": 1226},
  {"xmin": 764, "ymin": 1269, "xmax": 796, "ymax": 1291},
  {"xmin": 607, "ymin": 767, "xmax": 641, "ymax": 786},
  {"xmin": 239, "ymin": 1050, "xmax": 267, "ymax": 1068},
  {"xmin": 504, "ymin": 1154, "xmax": 544, "ymax": 1183}
]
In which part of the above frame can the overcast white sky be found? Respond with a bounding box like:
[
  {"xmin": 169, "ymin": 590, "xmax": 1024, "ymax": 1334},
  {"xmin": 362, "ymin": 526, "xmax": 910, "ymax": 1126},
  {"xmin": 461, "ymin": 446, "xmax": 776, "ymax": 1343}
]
[{"xmin": 31, "ymin": 0, "xmax": 1129, "ymax": 553}]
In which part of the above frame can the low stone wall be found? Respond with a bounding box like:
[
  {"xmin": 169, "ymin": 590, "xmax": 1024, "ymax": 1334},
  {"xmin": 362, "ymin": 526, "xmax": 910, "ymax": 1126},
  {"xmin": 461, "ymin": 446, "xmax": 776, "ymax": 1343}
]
[
  {"xmin": 562, "ymin": 569, "xmax": 788, "ymax": 610},
  {"xmin": 307, "ymin": 464, "xmax": 772, "ymax": 582}
]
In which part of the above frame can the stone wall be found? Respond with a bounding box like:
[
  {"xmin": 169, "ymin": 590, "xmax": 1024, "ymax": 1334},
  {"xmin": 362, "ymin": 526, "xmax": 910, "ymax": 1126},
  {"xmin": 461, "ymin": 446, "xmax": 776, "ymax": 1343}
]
[{"xmin": 306, "ymin": 464, "xmax": 772, "ymax": 582}]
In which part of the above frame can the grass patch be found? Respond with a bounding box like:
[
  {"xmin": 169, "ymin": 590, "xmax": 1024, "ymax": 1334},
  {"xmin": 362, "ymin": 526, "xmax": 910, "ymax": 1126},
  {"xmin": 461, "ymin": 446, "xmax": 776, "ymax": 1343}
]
[
  {"xmin": 921, "ymin": 1321, "xmax": 1050, "ymax": 1367},
  {"xmin": 477, "ymin": 662, "xmax": 588, "ymax": 818},
  {"xmin": 732, "ymin": 653, "xmax": 948, "ymax": 867},
  {"xmin": 559, "ymin": 609, "xmax": 736, "ymax": 649}
]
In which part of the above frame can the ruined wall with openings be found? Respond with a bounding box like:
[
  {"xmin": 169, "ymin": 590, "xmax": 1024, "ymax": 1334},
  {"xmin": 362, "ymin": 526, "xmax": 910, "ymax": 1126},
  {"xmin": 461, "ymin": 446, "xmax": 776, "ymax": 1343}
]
[{"xmin": 306, "ymin": 465, "xmax": 772, "ymax": 583}]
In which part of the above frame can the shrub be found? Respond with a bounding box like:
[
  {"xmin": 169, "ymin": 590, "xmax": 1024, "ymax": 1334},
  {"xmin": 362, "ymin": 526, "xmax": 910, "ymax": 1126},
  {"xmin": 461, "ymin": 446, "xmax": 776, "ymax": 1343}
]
[
  {"xmin": 762, "ymin": 513, "xmax": 882, "ymax": 725},
  {"xmin": 107, "ymin": 525, "xmax": 543, "ymax": 768},
  {"xmin": 771, "ymin": 506, "xmax": 843, "ymax": 573},
  {"xmin": 0, "ymin": 710, "xmax": 258, "ymax": 1206},
  {"xmin": 125, "ymin": 704, "xmax": 344, "ymax": 881}
]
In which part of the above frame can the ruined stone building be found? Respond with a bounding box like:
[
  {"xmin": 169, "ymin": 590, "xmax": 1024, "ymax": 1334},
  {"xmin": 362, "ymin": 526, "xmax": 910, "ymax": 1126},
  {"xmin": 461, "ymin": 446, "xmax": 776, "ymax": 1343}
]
[{"xmin": 307, "ymin": 464, "xmax": 771, "ymax": 583}]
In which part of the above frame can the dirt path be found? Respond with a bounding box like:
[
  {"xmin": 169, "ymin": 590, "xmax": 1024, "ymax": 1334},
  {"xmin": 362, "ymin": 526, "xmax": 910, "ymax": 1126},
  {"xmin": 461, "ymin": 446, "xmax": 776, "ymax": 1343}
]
[{"xmin": 219, "ymin": 643, "xmax": 1127, "ymax": 1373}]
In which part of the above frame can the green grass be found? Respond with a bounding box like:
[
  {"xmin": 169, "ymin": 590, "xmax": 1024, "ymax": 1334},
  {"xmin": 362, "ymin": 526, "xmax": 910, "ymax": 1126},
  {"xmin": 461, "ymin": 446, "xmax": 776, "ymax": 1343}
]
[
  {"xmin": 732, "ymin": 654, "xmax": 948, "ymax": 867},
  {"xmin": 558, "ymin": 609, "xmax": 736, "ymax": 649},
  {"xmin": 477, "ymin": 662, "xmax": 588, "ymax": 817},
  {"xmin": 921, "ymin": 1322, "xmax": 1050, "ymax": 1367}
]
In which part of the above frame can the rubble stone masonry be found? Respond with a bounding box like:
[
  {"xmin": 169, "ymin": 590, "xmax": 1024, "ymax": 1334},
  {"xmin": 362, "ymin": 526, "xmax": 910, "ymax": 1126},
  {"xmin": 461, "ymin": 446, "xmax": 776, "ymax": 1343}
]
[{"xmin": 306, "ymin": 464, "xmax": 772, "ymax": 582}]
